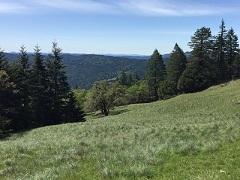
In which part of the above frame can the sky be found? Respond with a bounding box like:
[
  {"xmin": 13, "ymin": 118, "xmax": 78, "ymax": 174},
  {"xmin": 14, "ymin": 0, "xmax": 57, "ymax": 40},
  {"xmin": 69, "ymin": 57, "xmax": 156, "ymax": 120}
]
[{"xmin": 0, "ymin": 0, "xmax": 240, "ymax": 55}]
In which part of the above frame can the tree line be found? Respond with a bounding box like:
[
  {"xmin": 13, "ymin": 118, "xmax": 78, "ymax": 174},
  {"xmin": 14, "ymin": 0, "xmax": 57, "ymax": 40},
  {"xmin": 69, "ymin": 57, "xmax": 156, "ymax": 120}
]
[
  {"xmin": 1, "ymin": 20, "xmax": 240, "ymax": 133},
  {"xmin": 81, "ymin": 20, "xmax": 240, "ymax": 116},
  {"xmin": 0, "ymin": 43, "xmax": 85, "ymax": 136}
]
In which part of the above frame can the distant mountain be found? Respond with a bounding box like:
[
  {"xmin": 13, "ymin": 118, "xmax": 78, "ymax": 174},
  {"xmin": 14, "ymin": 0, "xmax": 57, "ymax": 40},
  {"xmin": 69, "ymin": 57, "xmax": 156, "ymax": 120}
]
[
  {"xmin": 110, "ymin": 53, "xmax": 171, "ymax": 61},
  {"xmin": 5, "ymin": 52, "xmax": 190, "ymax": 89},
  {"xmin": 5, "ymin": 53, "xmax": 147, "ymax": 89}
]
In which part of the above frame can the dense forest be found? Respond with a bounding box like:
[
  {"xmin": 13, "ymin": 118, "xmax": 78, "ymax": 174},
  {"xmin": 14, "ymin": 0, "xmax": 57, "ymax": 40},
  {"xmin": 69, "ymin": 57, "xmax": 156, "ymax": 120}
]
[
  {"xmin": 1, "ymin": 20, "xmax": 240, "ymax": 136},
  {"xmin": 0, "ymin": 43, "xmax": 85, "ymax": 136}
]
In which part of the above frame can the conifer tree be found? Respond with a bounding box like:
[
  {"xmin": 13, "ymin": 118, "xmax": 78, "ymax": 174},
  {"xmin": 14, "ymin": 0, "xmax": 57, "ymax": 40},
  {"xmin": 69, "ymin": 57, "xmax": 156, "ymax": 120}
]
[
  {"xmin": 13, "ymin": 46, "xmax": 31, "ymax": 129},
  {"xmin": 118, "ymin": 71, "xmax": 128, "ymax": 85},
  {"xmin": 0, "ymin": 49, "xmax": 8, "ymax": 71},
  {"xmin": 64, "ymin": 91, "xmax": 85, "ymax": 122},
  {"xmin": 214, "ymin": 20, "xmax": 228, "ymax": 82},
  {"xmin": 177, "ymin": 58, "xmax": 213, "ymax": 93},
  {"xmin": 225, "ymin": 28, "xmax": 239, "ymax": 79},
  {"xmin": 30, "ymin": 46, "xmax": 49, "ymax": 126},
  {"xmin": 188, "ymin": 27, "xmax": 212, "ymax": 59},
  {"xmin": 232, "ymin": 54, "xmax": 240, "ymax": 79},
  {"xmin": 46, "ymin": 42, "xmax": 70, "ymax": 123},
  {"xmin": 146, "ymin": 49, "xmax": 165, "ymax": 101},
  {"xmin": 46, "ymin": 42, "xmax": 84, "ymax": 123},
  {"xmin": 166, "ymin": 44, "xmax": 187, "ymax": 95},
  {"xmin": 0, "ymin": 70, "xmax": 16, "ymax": 133}
]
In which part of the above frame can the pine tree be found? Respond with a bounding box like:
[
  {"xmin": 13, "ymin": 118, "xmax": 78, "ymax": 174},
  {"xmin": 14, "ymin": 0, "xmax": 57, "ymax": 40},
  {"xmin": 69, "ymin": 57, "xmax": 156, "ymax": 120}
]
[
  {"xmin": 188, "ymin": 26, "xmax": 217, "ymax": 84},
  {"xmin": 177, "ymin": 58, "xmax": 213, "ymax": 93},
  {"xmin": 214, "ymin": 20, "xmax": 228, "ymax": 82},
  {"xmin": 118, "ymin": 71, "xmax": 128, "ymax": 85},
  {"xmin": 188, "ymin": 27, "xmax": 212, "ymax": 59},
  {"xmin": 46, "ymin": 42, "xmax": 84, "ymax": 123},
  {"xmin": 30, "ymin": 46, "xmax": 49, "ymax": 126},
  {"xmin": 0, "ymin": 70, "xmax": 16, "ymax": 134},
  {"xmin": 127, "ymin": 73, "xmax": 133, "ymax": 86},
  {"xmin": 225, "ymin": 28, "xmax": 239, "ymax": 79},
  {"xmin": 232, "ymin": 54, "xmax": 240, "ymax": 79},
  {"xmin": 166, "ymin": 44, "xmax": 187, "ymax": 95},
  {"xmin": 146, "ymin": 49, "xmax": 165, "ymax": 101},
  {"xmin": 64, "ymin": 91, "xmax": 85, "ymax": 122},
  {"xmin": 0, "ymin": 49, "xmax": 8, "ymax": 71},
  {"xmin": 12, "ymin": 46, "xmax": 31, "ymax": 129},
  {"xmin": 46, "ymin": 42, "xmax": 70, "ymax": 123}
]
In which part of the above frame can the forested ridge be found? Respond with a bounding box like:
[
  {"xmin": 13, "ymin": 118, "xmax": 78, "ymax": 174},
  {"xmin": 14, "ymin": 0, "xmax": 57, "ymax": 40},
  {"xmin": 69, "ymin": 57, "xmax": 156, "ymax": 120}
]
[{"xmin": 5, "ymin": 53, "xmax": 148, "ymax": 88}]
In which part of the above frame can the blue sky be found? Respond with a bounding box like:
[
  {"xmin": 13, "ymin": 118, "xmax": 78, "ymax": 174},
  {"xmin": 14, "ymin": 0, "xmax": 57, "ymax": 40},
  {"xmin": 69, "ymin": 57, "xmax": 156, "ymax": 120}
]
[{"xmin": 0, "ymin": 0, "xmax": 240, "ymax": 55}]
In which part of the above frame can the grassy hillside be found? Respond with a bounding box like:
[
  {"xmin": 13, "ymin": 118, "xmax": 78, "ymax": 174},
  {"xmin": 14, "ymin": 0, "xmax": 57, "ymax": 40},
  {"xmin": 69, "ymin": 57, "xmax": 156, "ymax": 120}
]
[{"xmin": 1, "ymin": 81, "xmax": 240, "ymax": 179}]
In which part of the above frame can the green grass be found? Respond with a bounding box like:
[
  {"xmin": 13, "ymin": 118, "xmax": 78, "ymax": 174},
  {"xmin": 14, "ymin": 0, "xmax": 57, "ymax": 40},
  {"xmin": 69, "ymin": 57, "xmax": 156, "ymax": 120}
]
[{"xmin": 1, "ymin": 81, "xmax": 240, "ymax": 179}]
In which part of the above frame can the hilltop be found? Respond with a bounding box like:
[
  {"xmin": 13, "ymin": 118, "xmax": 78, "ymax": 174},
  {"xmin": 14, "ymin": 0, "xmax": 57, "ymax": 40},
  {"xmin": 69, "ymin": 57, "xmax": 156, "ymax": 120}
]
[{"xmin": 1, "ymin": 80, "xmax": 240, "ymax": 179}]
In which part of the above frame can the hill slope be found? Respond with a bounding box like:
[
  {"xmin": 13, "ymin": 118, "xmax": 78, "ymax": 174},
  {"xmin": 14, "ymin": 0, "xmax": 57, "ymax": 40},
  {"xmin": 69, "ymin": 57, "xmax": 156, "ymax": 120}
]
[{"xmin": 1, "ymin": 81, "xmax": 240, "ymax": 179}]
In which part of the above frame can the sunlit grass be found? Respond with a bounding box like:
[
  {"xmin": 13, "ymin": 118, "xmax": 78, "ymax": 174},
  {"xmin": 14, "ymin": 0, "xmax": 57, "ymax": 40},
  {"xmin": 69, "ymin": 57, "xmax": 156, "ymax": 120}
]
[{"xmin": 1, "ymin": 80, "xmax": 240, "ymax": 179}]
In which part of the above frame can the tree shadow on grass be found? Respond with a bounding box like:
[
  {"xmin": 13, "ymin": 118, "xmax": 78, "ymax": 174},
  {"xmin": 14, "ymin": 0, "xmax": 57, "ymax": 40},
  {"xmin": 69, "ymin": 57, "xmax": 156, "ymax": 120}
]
[
  {"xmin": 109, "ymin": 109, "xmax": 129, "ymax": 116},
  {"xmin": 88, "ymin": 108, "xmax": 129, "ymax": 120}
]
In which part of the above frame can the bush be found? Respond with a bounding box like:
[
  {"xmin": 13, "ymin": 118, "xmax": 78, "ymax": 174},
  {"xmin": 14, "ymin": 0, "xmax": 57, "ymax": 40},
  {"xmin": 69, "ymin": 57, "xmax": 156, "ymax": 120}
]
[{"xmin": 125, "ymin": 80, "xmax": 150, "ymax": 104}]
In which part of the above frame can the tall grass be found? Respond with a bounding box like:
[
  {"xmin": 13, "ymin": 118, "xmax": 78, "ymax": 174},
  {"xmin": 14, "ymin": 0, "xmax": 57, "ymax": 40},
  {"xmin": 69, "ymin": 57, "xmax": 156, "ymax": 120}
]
[{"xmin": 1, "ymin": 81, "xmax": 240, "ymax": 179}]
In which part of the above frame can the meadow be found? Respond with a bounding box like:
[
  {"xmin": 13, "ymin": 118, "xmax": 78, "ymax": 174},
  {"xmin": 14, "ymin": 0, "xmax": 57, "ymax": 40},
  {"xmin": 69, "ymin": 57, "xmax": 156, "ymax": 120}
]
[{"xmin": 1, "ymin": 80, "xmax": 240, "ymax": 179}]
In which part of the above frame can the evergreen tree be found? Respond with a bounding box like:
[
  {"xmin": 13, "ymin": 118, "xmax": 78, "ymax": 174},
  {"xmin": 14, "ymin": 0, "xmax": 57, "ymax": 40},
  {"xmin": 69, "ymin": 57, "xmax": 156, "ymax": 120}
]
[
  {"xmin": 0, "ymin": 49, "xmax": 8, "ymax": 71},
  {"xmin": 189, "ymin": 26, "xmax": 217, "ymax": 84},
  {"xmin": 46, "ymin": 42, "xmax": 70, "ymax": 123},
  {"xmin": 166, "ymin": 44, "xmax": 187, "ymax": 95},
  {"xmin": 146, "ymin": 49, "xmax": 165, "ymax": 101},
  {"xmin": 127, "ymin": 73, "xmax": 133, "ymax": 86},
  {"xmin": 178, "ymin": 58, "xmax": 213, "ymax": 93},
  {"xmin": 30, "ymin": 46, "xmax": 49, "ymax": 126},
  {"xmin": 12, "ymin": 46, "xmax": 31, "ymax": 129},
  {"xmin": 46, "ymin": 42, "xmax": 84, "ymax": 123},
  {"xmin": 64, "ymin": 91, "xmax": 85, "ymax": 122},
  {"xmin": 214, "ymin": 20, "xmax": 228, "ymax": 82},
  {"xmin": 0, "ymin": 70, "xmax": 16, "ymax": 133},
  {"xmin": 118, "ymin": 71, "xmax": 128, "ymax": 85},
  {"xmin": 232, "ymin": 54, "xmax": 240, "ymax": 79},
  {"xmin": 225, "ymin": 28, "xmax": 239, "ymax": 79},
  {"xmin": 188, "ymin": 27, "xmax": 212, "ymax": 59}
]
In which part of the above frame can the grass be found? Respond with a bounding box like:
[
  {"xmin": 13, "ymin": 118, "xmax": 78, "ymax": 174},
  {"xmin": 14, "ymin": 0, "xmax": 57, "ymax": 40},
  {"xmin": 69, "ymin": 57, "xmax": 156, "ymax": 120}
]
[{"xmin": 1, "ymin": 80, "xmax": 240, "ymax": 179}]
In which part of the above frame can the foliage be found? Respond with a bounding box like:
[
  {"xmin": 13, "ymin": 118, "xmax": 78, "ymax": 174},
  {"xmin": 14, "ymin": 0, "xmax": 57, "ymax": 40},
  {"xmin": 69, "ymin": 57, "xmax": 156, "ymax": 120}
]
[
  {"xmin": 178, "ymin": 58, "xmax": 213, "ymax": 93},
  {"xmin": 0, "ymin": 49, "xmax": 8, "ymax": 71},
  {"xmin": 158, "ymin": 80, "xmax": 176, "ymax": 99},
  {"xmin": 165, "ymin": 43, "xmax": 187, "ymax": 95},
  {"xmin": 0, "ymin": 70, "xmax": 16, "ymax": 133},
  {"xmin": 45, "ymin": 42, "xmax": 85, "ymax": 124},
  {"xmin": 125, "ymin": 80, "xmax": 150, "ymax": 104},
  {"xmin": 30, "ymin": 46, "xmax": 49, "ymax": 126},
  {"xmin": 232, "ymin": 54, "xmax": 240, "ymax": 79},
  {"xmin": 213, "ymin": 20, "xmax": 228, "ymax": 82},
  {"xmin": 146, "ymin": 49, "xmax": 166, "ymax": 101},
  {"xmin": 0, "ymin": 43, "xmax": 85, "ymax": 133},
  {"xmin": 74, "ymin": 88, "xmax": 88, "ymax": 109},
  {"xmin": 188, "ymin": 27, "xmax": 213, "ymax": 59},
  {"xmin": 225, "ymin": 28, "xmax": 239, "ymax": 78},
  {"xmin": 117, "ymin": 71, "xmax": 139, "ymax": 86},
  {"xmin": 85, "ymin": 81, "xmax": 125, "ymax": 116},
  {"xmin": 10, "ymin": 46, "xmax": 32, "ymax": 130}
]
